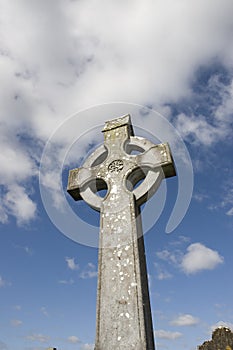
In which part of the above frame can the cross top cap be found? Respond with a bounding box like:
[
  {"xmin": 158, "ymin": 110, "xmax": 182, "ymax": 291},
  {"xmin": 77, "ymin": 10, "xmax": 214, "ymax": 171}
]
[{"xmin": 102, "ymin": 114, "xmax": 132, "ymax": 132}]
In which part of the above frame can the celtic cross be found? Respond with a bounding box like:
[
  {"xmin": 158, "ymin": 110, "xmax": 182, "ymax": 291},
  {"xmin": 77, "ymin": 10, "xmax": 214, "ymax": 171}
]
[{"xmin": 67, "ymin": 115, "xmax": 176, "ymax": 350}]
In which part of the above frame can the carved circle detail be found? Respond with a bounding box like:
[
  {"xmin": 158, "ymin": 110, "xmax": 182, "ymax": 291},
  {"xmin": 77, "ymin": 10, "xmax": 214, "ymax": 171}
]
[{"xmin": 108, "ymin": 159, "xmax": 124, "ymax": 173}]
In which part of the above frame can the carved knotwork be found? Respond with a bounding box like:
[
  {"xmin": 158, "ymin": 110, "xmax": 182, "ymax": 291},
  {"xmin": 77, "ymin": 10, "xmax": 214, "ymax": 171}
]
[{"xmin": 108, "ymin": 159, "xmax": 124, "ymax": 173}]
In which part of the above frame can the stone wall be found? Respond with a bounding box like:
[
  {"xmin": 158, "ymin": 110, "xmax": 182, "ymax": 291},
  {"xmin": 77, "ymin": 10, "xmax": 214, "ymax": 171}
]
[{"xmin": 198, "ymin": 327, "xmax": 233, "ymax": 350}]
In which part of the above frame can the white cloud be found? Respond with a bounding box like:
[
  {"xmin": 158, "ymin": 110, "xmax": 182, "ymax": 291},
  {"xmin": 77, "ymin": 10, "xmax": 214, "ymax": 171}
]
[
  {"xmin": 170, "ymin": 314, "xmax": 199, "ymax": 326},
  {"xmin": 13, "ymin": 305, "xmax": 21, "ymax": 311},
  {"xmin": 175, "ymin": 74, "xmax": 233, "ymax": 146},
  {"xmin": 80, "ymin": 344, "xmax": 94, "ymax": 350},
  {"xmin": 193, "ymin": 193, "xmax": 209, "ymax": 202},
  {"xmin": 226, "ymin": 207, "xmax": 233, "ymax": 216},
  {"xmin": 0, "ymin": 276, "xmax": 10, "ymax": 288},
  {"xmin": 0, "ymin": 139, "xmax": 37, "ymax": 185},
  {"xmin": 58, "ymin": 278, "xmax": 74, "ymax": 285},
  {"xmin": 11, "ymin": 319, "xmax": 22, "ymax": 327},
  {"xmin": 14, "ymin": 245, "xmax": 34, "ymax": 255},
  {"xmin": 0, "ymin": 206, "xmax": 8, "ymax": 224},
  {"xmin": 24, "ymin": 246, "xmax": 33, "ymax": 255},
  {"xmin": 0, "ymin": 133, "xmax": 38, "ymax": 225},
  {"xmin": 0, "ymin": 0, "xmax": 233, "ymax": 224},
  {"xmin": 67, "ymin": 335, "xmax": 80, "ymax": 344},
  {"xmin": 214, "ymin": 80, "xmax": 233, "ymax": 122},
  {"xmin": 40, "ymin": 307, "xmax": 49, "ymax": 317},
  {"xmin": 156, "ymin": 250, "xmax": 171, "ymax": 261},
  {"xmin": 154, "ymin": 263, "xmax": 173, "ymax": 280},
  {"xmin": 25, "ymin": 333, "xmax": 49, "ymax": 343},
  {"xmin": 156, "ymin": 242, "xmax": 224, "ymax": 275},
  {"xmin": 1, "ymin": 185, "xmax": 37, "ymax": 225},
  {"xmin": 154, "ymin": 329, "xmax": 182, "ymax": 340},
  {"xmin": 65, "ymin": 257, "xmax": 79, "ymax": 271},
  {"xmin": 157, "ymin": 271, "xmax": 172, "ymax": 280},
  {"xmin": 0, "ymin": 276, "xmax": 6, "ymax": 288},
  {"xmin": 207, "ymin": 185, "xmax": 233, "ymax": 216},
  {"xmin": 181, "ymin": 243, "xmax": 224, "ymax": 274},
  {"xmin": 175, "ymin": 113, "xmax": 226, "ymax": 146},
  {"xmin": 221, "ymin": 186, "xmax": 233, "ymax": 215},
  {"xmin": 80, "ymin": 263, "xmax": 98, "ymax": 279},
  {"xmin": 156, "ymin": 249, "xmax": 181, "ymax": 265}
]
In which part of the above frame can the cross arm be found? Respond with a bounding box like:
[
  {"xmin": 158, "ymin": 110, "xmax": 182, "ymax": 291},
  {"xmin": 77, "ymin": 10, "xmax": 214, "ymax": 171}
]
[
  {"xmin": 67, "ymin": 144, "xmax": 108, "ymax": 205},
  {"xmin": 67, "ymin": 166, "xmax": 106, "ymax": 201},
  {"xmin": 125, "ymin": 137, "xmax": 176, "ymax": 206},
  {"xmin": 138, "ymin": 143, "xmax": 176, "ymax": 178},
  {"xmin": 67, "ymin": 165, "xmax": 106, "ymax": 211},
  {"xmin": 67, "ymin": 167, "xmax": 95, "ymax": 201},
  {"xmin": 67, "ymin": 167, "xmax": 82, "ymax": 201},
  {"xmin": 127, "ymin": 137, "xmax": 176, "ymax": 178}
]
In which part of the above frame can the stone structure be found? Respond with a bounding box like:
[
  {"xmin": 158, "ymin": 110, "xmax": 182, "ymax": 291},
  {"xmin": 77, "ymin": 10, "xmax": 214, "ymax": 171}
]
[
  {"xmin": 67, "ymin": 115, "xmax": 176, "ymax": 350},
  {"xmin": 198, "ymin": 327, "xmax": 233, "ymax": 350}
]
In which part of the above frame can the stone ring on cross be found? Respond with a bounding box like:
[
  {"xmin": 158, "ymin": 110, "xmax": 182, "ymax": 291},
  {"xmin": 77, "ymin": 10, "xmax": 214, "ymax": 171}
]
[{"xmin": 67, "ymin": 114, "xmax": 175, "ymax": 213}]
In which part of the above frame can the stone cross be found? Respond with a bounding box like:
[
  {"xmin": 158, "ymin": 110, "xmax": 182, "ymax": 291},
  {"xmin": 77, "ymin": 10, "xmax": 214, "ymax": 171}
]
[{"xmin": 67, "ymin": 115, "xmax": 176, "ymax": 350}]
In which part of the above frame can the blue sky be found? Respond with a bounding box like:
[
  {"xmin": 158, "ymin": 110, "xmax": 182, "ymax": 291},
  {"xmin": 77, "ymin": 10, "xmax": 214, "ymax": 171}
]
[{"xmin": 0, "ymin": 1, "xmax": 233, "ymax": 349}]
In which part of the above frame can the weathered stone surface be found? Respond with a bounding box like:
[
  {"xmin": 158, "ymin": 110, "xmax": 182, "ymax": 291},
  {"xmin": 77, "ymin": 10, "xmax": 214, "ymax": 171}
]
[
  {"xmin": 67, "ymin": 115, "xmax": 176, "ymax": 350},
  {"xmin": 198, "ymin": 327, "xmax": 233, "ymax": 350}
]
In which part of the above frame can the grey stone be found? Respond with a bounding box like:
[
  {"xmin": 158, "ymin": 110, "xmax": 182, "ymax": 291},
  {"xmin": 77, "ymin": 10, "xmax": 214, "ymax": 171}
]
[{"xmin": 67, "ymin": 115, "xmax": 176, "ymax": 350}]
